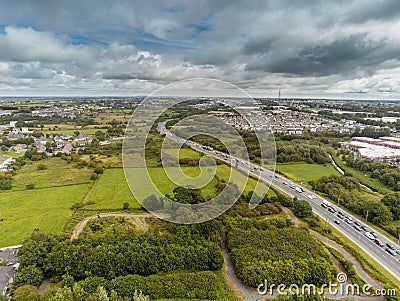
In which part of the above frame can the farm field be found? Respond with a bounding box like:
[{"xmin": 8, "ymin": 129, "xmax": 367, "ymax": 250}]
[
  {"xmin": 38, "ymin": 128, "xmax": 107, "ymax": 135},
  {"xmin": 85, "ymin": 164, "xmax": 274, "ymax": 210},
  {"xmin": 276, "ymin": 162, "xmax": 340, "ymax": 184},
  {"xmin": 0, "ymin": 183, "xmax": 90, "ymax": 247},
  {"xmin": 12, "ymin": 157, "xmax": 92, "ymax": 190}
]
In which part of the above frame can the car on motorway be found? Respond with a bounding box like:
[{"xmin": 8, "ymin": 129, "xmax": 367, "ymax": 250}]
[
  {"xmin": 374, "ymin": 239, "xmax": 384, "ymax": 247},
  {"xmin": 354, "ymin": 221, "xmax": 361, "ymax": 227},
  {"xmin": 282, "ymin": 182, "xmax": 287, "ymax": 185},
  {"xmin": 345, "ymin": 218, "xmax": 353, "ymax": 224},
  {"xmin": 337, "ymin": 213, "xmax": 344, "ymax": 219},
  {"xmin": 386, "ymin": 248, "xmax": 397, "ymax": 256},
  {"xmin": 396, "ymin": 250, "xmax": 400, "ymax": 256},
  {"xmin": 386, "ymin": 243, "xmax": 395, "ymax": 250},
  {"xmin": 295, "ymin": 187, "xmax": 303, "ymax": 193},
  {"xmin": 307, "ymin": 195, "xmax": 313, "ymax": 199},
  {"xmin": 328, "ymin": 207, "xmax": 336, "ymax": 213},
  {"xmin": 361, "ymin": 225, "xmax": 368, "ymax": 232},
  {"xmin": 370, "ymin": 232, "xmax": 377, "ymax": 239},
  {"xmin": 364, "ymin": 232, "xmax": 375, "ymax": 240},
  {"xmin": 321, "ymin": 201, "xmax": 330, "ymax": 208},
  {"xmin": 353, "ymin": 225, "xmax": 362, "ymax": 231},
  {"xmin": 334, "ymin": 220, "xmax": 340, "ymax": 225}
]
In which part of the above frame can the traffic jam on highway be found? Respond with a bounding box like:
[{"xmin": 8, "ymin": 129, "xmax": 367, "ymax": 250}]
[
  {"xmin": 160, "ymin": 124, "xmax": 400, "ymax": 265},
  {"xmin": 320, "ymin": 200, "xmax": 400, "ymax": 257}
]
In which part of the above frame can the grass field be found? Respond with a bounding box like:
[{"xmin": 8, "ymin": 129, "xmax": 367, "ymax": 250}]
[
  {"xmin": 85, "ymin": 164, "xmax": 273, "ymax": 210},
  {"xmin": 328, "ymin": 148, "xmax": 392, "ymax": 194},
  {"xmin": 38, "ymin": 128, "xmax": 107, "ymax": 135},
  {"xmin": 0, "ymin": 150, "xmax": 24, "ymax": 158},
  {"xmin": 12, "ymin": 157, "xmax": 92, "ymax": 190},
  {"xmin": 0, "ymin": 184, "xmax": 90, "ymax": 247},
  {"xmin": 276, "ymin": 162, "xmax": 340, "ymax": 184}
]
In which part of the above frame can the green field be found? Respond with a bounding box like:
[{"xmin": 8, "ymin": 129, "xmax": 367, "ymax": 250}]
[
  {"xmin": 0, "ymin": 150, "xmax": 24, "ymax": 158},
  {"xmin": 12, "ymin": 157, "xmax": 92, "ymax": 190},
  {"xmin": 85, "ymin": 164, "xmax": 272, "ymax": 210},
  {"xmin": 276, "ymin": 162, "xmax": 340, "ymax": 184},
  {"xmin": 38, "ymin": 128, "xmax": 107, "ymax": 135},
  {"xmin": 0, "ymin": 184, "xmax": 90, "ymax": 247}
]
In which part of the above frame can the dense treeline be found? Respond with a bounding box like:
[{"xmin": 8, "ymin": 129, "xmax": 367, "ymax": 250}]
[
  {"xmin": 15, "ymin": 228, "xmax": 223, "ymax": 288},
  {"xmin": 276, "ymin": 141, "xmax": 330, "ymax": 164},
  {"xmin": 227, "ymin": 228, "xmax": 335, "ymax": 287},
  {"xmin": 310, "ymin": 175, "xmax": 393, "ymax": 226},
  {"xmin": 82, "ymin": 271, "xmax": 222, "ymax": 300},
  {"xmin": 352, "ymin": 126, "xmax": 391, "ymax": 139},
  {"xmin": 345, "ymin": 158, "xmax": 400, "ymax": 191}
]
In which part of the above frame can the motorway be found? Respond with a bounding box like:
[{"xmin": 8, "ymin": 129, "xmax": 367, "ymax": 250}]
[{"xmin": 157, "ymin": 121, "xmax": 400, "ymax": 281}]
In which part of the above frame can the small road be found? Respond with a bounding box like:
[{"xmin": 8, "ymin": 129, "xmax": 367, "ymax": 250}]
[
  {"xmin": 281, "ymin": 207, "xmax": 299, "ymax": 227},
  {"xmin": 222, "ymin": 243, "xmax": 261, "ymax": 301},
  {"xmin": 329, "ymin": 154, "xmax": 372, "ymax": 192},
  {"xmin": 73, "ymin": 213, "xmax": 152, "ymax": 239},
  {"xmin": 282, "ymin": 208, "xmax": 382, "ymax": 300},
  {"xmin": 311, "ymin": 232, "xmax": 382, "ymax": 291}
]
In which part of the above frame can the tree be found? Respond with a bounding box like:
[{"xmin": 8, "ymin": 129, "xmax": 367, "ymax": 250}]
[
  {"xmin": 14, "ymin": 265, "xmax": 43, "ymax": 287},
  {"xmin": 133, "ymin": 290, "xmax": 150, "ymax": 301},
  {"xmin": 293, "ymin": 199, "xmax": 312, "ymax": 218},
  {"xmin": 123, "ymin": 202, "xmax": 130, "ymax": 210},
  {"xmin": 173, "ymin": 186, "xmax": 205, "ymax": 204},
  {"xmin": 94, "ymin": 167, "xmax": 104, "ymax": 174},
  {"xmin": 37, "ymin": 163, "xmax": 47, "ymax": 171},
  {"xmin": 52, "ymin": 287, "xmax": 74, "ymax": 301},
  {"xmin": 12, "ymin": 285, "xmax": 41, "ymax": 301},
  {"xmin": 381, "ymin": 193, "xmax": 400, "ymax": 220},
  {"xmin": 98, "ymin": 286, "xmax": 109, "ymax": 301},
  {"xmin": 142, "ymin": 195, "xmax": 164, "ymax": 211},
  {"xmin": 95, "ymin": 131, "xmax": 106, "ymax": 141},
  {"xmin": 0, "ymin": 179, "xmax": 12, "ymax": 190}
]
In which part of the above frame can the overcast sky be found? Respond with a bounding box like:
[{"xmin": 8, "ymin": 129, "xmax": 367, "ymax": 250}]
[{"xmin": 1, "ymin": 0, "xmax": 400, "ymax": 99}]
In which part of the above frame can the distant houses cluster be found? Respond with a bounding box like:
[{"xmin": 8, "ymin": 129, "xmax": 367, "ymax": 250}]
[
  {"xmin": 211, "ymin": 107, "xmax": 363, "ymax": 135},
  {"xmin": 0, "ymin": 121, "xmax": 105, "ymax": 172}
]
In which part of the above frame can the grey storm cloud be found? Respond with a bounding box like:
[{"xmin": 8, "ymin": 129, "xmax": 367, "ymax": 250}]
[
  {"xmin": 0, "ymin": 0, "xmax": 400, "ymax": 97},
  {"xmin": 244, "ymin": 34, "xmax": 399, "ymax": 76}
]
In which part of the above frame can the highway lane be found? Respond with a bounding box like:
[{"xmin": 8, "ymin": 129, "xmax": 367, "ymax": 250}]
[{"xmin": 157, "ymin": 121, "xmax": 400, "ymax": 281}]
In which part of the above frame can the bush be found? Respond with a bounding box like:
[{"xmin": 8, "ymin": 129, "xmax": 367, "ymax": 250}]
[
  {"xmin": 94, "ymin": 167, "xmax": 104, "ymax": 174},
  {"xmin": 25, "ymin": 183, "xmax": 35, "ymax": 190},
  {"xmin": 37, "ymin": 163, "xmax": 47, "ymax": 170}
]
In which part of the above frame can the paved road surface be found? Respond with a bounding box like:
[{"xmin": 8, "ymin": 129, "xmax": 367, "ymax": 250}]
[{"xmin": 158, "ymin": 121, "xmax": 400, "ymax": 281}]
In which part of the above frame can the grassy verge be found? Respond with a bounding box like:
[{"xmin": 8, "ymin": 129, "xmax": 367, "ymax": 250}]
[
  {"xmin": 328, "ymin": 147, "xmax": 392, "ymax": 194},
  {"xmin": 0, "ymin": 183, "xmax": 90, "ymax": 247}
]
